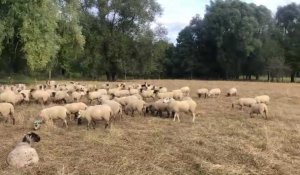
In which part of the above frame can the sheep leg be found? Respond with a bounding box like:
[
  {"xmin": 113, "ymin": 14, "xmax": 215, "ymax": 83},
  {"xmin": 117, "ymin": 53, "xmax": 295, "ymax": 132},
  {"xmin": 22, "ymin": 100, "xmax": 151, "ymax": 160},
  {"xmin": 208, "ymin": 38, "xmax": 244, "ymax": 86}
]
[
  {"xmin": 173, "ymin": 113, "xmax": 177, "ymax": 122},
  {"xmin": 92, "ymin": 120, "xmax": 96, "ymax": 129},
  {"xmin": 192, "ymin": 113, "xmax": 195, "ymax": 123},
  {"xmin": 87, "ymin": 121, "xmax": 90, "ymax": 130},
  {"xmin": 63, "ymin": 119, "xmax": 68, "ymax": 128}
]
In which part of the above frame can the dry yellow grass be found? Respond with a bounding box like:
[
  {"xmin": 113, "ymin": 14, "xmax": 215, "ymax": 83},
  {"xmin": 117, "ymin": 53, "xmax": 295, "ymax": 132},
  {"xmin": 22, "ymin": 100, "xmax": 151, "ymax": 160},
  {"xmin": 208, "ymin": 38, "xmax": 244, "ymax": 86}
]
[{"xmin": 0, "ymin": 80, "xmax": 300, "ymax": 175}]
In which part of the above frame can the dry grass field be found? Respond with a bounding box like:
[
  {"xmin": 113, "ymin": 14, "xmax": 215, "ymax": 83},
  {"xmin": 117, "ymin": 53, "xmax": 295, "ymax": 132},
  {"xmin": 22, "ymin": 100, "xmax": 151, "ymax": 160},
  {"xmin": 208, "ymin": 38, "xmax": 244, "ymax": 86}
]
[{"xmin": 0, "ymin": 80, "xmax": 300, "ymax": 175}]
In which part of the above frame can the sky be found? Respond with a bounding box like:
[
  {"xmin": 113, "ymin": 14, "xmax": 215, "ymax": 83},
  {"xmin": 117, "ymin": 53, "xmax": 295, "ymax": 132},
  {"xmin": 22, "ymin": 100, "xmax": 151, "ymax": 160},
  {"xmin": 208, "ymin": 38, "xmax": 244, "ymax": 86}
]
[{"xmin": 155, "ymin": 0, "xmax": 299, "ymax": 43}]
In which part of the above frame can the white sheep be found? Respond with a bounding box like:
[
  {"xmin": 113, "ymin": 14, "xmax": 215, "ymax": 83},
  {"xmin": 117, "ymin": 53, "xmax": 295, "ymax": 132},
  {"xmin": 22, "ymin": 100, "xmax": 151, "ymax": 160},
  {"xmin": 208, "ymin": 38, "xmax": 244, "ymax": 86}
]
[
  {"xmin": 113, "ymin": 89, "xmax": 130, "ymax": 97},
  {"xmin": 140, "ymin": 89, "xmax": 155, "ymax": 100},
  {"xmin": 232, "ymin": 98, "xmax": 257, "ymax": 109},
  {"xmin": 53, "ymin": 90, "xmax": 70, "ymax": 103},
  {"xmin": 101, "ymin": 100, "xmax": 123, "ymax": 120},
  {"xmin": 156, "ymin": 92, "xmax": 174, "ymax": 99},
  {"xmin": 255, "ymin": 95, "xmax": 270, "ymax": 104},
  {"xmin": 64, "ymin": 102, "xmax": 88, "ymax": 121},
  {"xmin": 20, "ymin": 90, "xmax": 30, "ymax": 102},
  {"xmin": 0, "ymin": 90, "xmax": 25, "ymax": 105},
  {"xmin": 146, "ymin": 99, "xmax": 170, "ymax": 117},
  {"xmin": 172, "ymin": 90, "xmax": 183, "ymax": 100},
  {"xmin": 180, "ymin": 86, "xmax": 190, "ymax": 96},
  {"xmin": 7, "ymin": 132, "xmax": 40, "ymax": 168},
  {"xmin": 197, "ymin": 88, "xmax": 209, "ymax": 98},
  {"xmin": 250, "ymin": 103, "xmax": 268, "ymax": 119},
  {"xmin": 124, "ymin": 99, "xmax": 147, "ymax": 117},
  {"xmin": 163, "ymin": 97, "xmax": 197, "ymax": 122},
  {"xmin": 208, "ymin": 88, "xmax": 221, "ymax": 97},
  {"xmin": 87, "ymin": 90, "xmax": 106, "ymax": 103},
  {"xmin": 30, "ymin": 89, "xmax": 51, "ymax": 104},
  {"xmin": 71, "ymin": 90, "xmax": 83, "ymax": 102},
  {"xmin": 78, "ymin": 105, "xmax": 113, "ymax": 129},
  {"xmin": 227, "ymin": 87, "xmax": 237, "ymax": 96},
  {"xmin": 129, "ymin": 88, "xmax": 139, "ymax": 95},
  {"xmin": 113, "ymin": 95, "xmax": 140, "ymax": 107},
  {"xmin": 158, "ymin": 87, "xmax": 168, "ymax": 93},
  {"xmin": 0, "ymin": 102, "xmax": 15, "ymax": 124},
  {"xmin": 34, "ymin": 106, "xmax": 70, "ymax": 130}
]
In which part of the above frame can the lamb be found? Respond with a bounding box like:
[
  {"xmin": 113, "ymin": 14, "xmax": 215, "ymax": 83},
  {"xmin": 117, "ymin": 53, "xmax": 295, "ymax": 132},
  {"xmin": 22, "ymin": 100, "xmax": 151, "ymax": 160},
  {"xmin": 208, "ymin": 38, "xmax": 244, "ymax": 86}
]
[
  {"xmin": 255, "ymin": 95, "xmax": 270, "ymax": 104},
  {"xmin": 34, "ymin": 106, "xmax": 70, "ymax": 130},
  {"xmin": 180, "ymin": 86, "xmax": 190, "ymax": 96},
  {"xmin": 64, "ymin": 102, "xmax": 88, "ymax": 121},
  {"xmin": 124, "ymin": 99, "xmax": 147, "ymax": 117},
  {"xmin": 232, "ymin": 98, "xmax": 257, "ymax": 109},
  {"xmin": 197, "ymin": 88, "xmax": 209, "ymax": 98},
  {"xmin": 0, "ymin": 102, "xmax": 15, "ymax": 124},
  {"xmin": 172, "ymin": 90, "xmax": 183, "ymax": 100},
  {"xmin": 163, "ymin": 97, "xmax": 197, "ymax": 122},
  {"xmin": 53, "ymin": 90, "xmax": 70, "ymax": 103},
  {"xmin": 30, "ymin": 89, "xmax": 51, "ymax": 104},
  {"xmin": 208, "ymin": 88, "xmax": 221, "ymax": 97},
  {"xmin": 0, "ymin": 90, "xmax": 25, "ymax": 105},
  {"xmin": 101, "ymin": 100, "xmax": 123, "ymax": 120},
  {"xmin": 7, "ymin": 132, "xmax": 40, "ymax": 168},
  {"xmin": 250, "ymin": 103, "xmax": 268, "ymax": 119},
  {"xmin": 227, "ymin": 87, "xmax": 237, "ymax": 96},
  {"xmin": 78, "ymin": 105, "xmax": 113, "ymax": 129}
]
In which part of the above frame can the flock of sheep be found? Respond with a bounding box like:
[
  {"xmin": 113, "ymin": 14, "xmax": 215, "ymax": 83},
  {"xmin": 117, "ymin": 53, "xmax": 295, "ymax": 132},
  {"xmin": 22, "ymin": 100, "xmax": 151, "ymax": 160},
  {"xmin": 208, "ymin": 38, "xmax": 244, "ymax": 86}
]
[{"xmin": 0, "ymin": 80, "xmax": 270, "ymax": 168}]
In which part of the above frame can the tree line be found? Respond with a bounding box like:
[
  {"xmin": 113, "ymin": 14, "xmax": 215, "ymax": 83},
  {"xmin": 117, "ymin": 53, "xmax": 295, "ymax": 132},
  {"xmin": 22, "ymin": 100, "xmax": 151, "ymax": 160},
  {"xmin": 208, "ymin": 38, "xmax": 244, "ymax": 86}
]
[{"xmin": 0, "ymin": 0, "xmax": 299, "ymax": 82}]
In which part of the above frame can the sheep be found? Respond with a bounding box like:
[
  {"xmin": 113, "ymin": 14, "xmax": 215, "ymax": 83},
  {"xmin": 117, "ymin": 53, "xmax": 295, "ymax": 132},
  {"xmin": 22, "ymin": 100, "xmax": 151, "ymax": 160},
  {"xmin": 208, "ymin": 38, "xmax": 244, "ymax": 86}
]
[
  {"xmin": 250, "ymin": 103, "xmax": 268, "ymax": 119},
  {"xmin": 101, "ymin": 83, "xmax": 110, "ymax": 89},
  {"xmin": 87, "ymin": 90, "xmax": 106, "ymax": 104},
  {"xmin": 0, "ymin": 90, "xmax": 25, "ymax": 105},
  {"xmin": 146, "ymin": 99, "xmax": 170, "ymax": 117},
  {"xmin": 46, "ymin": 80, "xmax": 56, "ymax": 87},
  {"xmin": 208, "ymin": 88, "xmax": 221, "ymax": 97},
  {"xmin": 35, "ymin": 84, "xmax": 46, "ymax": 90},
  {"xmin": 7, "ymin": 132, "xmax": 40, "ymax": 168},
  {"xmin": 34, "ymin": 106, "xmax": 70, "ymax": 130},
  {"xmin": 64, "ymin": 102, "xmax": 88, "ymax": 121},
  {"xmin": 172, "ymin": 90, "xmax": 183, "ymax": 100},
  {"xmin": 78, "ymin": 105, "xmax": 113, "ymax": 129},
  {"xmin": 15, "ymin": 84, "xmax": 26, "ymax": 91},
  {"xmin": 113, "ymin": 95, "xmax": 140, "ymax": 107},
  {"xmin": 255, "ymin": 95, "xmax": 270, "ymax": 104},
  {"xmin": 140, "ymin": 89, "xmax": 155, "ymax": 100},
  {"xmin": 101, "ymin": 100, "xmax": 123, "ymax": 120},
  {"xmin": 20, "ymin": 90, "xmax": 30, "ymax": 102},
  {"xmin": 129, "ymin": 88, "xmax": 139, "ymax": 95},
  {"xmin": 197, "ymin": 88, "xmax": 209, "ymax": 98},
  {"xmin": 0, "ymin": 102, "xmax": 15, "ymax": 124},
  {"xmin": 108, "ymin": 87, "xmax": 121, "ymax": 95},
  {"xmin": 156, "ymin": 92, "xmax": 174, "ymax": 99},
  {"xmin": 30, "ymin": 89, "xmax": 51, "ymax": 104},
  {"xmin": 232, "ymin": 98, "xmax": 257, "ymax": 109},
  {"xmin": 113, "ymin": 89, "xmax": 130, "ymax": 97},
  {"xmin": 163, "ymin": 97, "xmax": 197, "ymax": 122},
  {"xmin": 71, "ymin": 90, "xmax": 83, "ymax": 102},
  {"xmin": 158, "ymin": 87, "xmax": 168, "ymax": 93},
  {"xmin": 53, "ymin": 90, "xmax": 70, "ymax": 103},
  {"xmin": 180, "ymin": 86, "xmax": 190, "ymax": 96},
  {"xmin": 124, "ymin": 99, "xmax": 147, "ymax": 117},
  {"xmin": 227, "ymin": 87, "xmax": 237, "ymax": 96}
]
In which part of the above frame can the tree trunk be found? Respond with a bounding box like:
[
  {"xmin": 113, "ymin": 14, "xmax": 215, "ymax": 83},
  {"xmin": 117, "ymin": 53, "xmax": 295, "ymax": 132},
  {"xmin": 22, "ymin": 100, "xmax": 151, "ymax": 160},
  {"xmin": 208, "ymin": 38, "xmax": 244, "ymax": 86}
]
[
  {"xmin": 106, "ymin": 72, "xmax": 111, "ymax": 81},
  {"xmin": 48, "ymin": 70, "xmax": 52, "ymax": 80},
  {"xmin": 291, "ymin": 71, "xmax": 295, "ymax": 82},
  {"xmin": 255, "ymin": 75, "xmax": 259, "ymax": 80},
  {"xmin": 112, "ymin": 72, "xmax": 116, "ymax": 82},
  {"xmin": 267, "ymin": 72, "xmax": 270, "ymax": 82}
]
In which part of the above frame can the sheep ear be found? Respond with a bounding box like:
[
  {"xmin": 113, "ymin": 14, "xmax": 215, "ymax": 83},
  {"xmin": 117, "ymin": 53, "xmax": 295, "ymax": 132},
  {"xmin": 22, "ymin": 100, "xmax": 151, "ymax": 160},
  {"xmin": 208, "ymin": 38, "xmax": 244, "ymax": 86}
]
[{"xmin": 20, "ymin": 93, "xmax": 26, "ymax": 98}]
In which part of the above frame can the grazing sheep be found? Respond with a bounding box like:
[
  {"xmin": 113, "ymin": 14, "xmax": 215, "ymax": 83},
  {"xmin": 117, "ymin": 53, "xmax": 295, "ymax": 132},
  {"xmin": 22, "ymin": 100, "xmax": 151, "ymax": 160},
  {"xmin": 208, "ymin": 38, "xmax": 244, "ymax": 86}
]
[
  {"xmin": 232, "ymin": 98, "xmax": 257, "ymax": 109},
  {"xmin": 147, "ymin": 99, "xmax": 170, "ymax": 117},
  {"xmin": 78, "ymin": 105, "xmax": 113, "ymax": 129},
  {"xmin": 197, "ymin": 88, "xmax": 209, "ymax": 98},
  {"xmin": 87, "ymin": 90, "xmax": 106, "ymax": 104},
  {"xmin": 64, "ymin": 102, "xmax": 88, "ymax": 121},
  {"xmin": 114, "ymin": 96, "xmax": 140, "ymax": 107},
  {"xmin": 30, "ymin": 89, "xmax": 51, "ymax": 104},
  {"xmin": 172, "ymin": 90, "xmax": 183, "ymax": 100},
  {"xmin": 34, "ymin": 106, "xmax": 70, "ymax": 130},
  {"xmin": 255, "ymin": 95, "xmax": 270, "ymax": 104},
  {"xmin": 227, "ymin": 88, "xmax": 237, "ymax": 96},
  {"xmin": 140, "ymin": 89, "xmax": 155, "ymax": 100},
  {"xmin": 124, "ymin": 99, "xmax": 147, "ymax": 117},
  {"xmin": 7, "ymin": 132, "xmax": 40, "ymax": 168},
  {"xmin": 250, "ymin": 103, "xmax": 268, "ymax": 119},
  {"xmin": 71, "ymin": 90, "xmax": 83, "ymax": 102},
  {"xmin": 180, "ymin": 86, "xmax": 190, "ymax": 96},
  {"xmin": 0, "ymin": 102, "xmax": 15, "ymax": 124},
  {"xmin": 102, "ymin": 100, "xmax": 123, "ymax": 120},
  {"xmin": 156, "ymin": 92, "xmax": 174, "ymax": 99},
  {"xmin": 53, "ymin": 91, "xmax": 69, "ymax": 104},
  {"xmin": 208, "ymin": 88, "xmax": 221, "ymax": 97},
  {"xmin": 0, "ymin": 90, "xmax": 25, "ymax": 105},
  {"xmin": 163, "ymin": 97, "xmax": 197, "ymax": 122}
]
